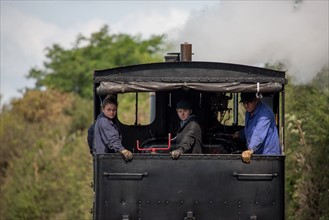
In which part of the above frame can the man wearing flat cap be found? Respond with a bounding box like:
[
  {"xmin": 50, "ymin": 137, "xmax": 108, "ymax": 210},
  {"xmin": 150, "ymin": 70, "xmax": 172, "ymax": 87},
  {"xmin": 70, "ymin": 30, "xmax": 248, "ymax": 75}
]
[
  {"xmin": 234, "ymin": 92, "xmax": 281, "ymax": 163},
  {"xmin": 170, "ymin": 100, "xmax": 203, "ymax": 159}
]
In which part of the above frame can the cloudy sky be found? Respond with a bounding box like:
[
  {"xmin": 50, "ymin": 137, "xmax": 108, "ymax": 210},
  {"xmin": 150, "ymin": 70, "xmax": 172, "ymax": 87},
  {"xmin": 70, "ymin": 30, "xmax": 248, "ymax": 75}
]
[{"xmin": 1, "ymin": 0, "xmax": 328, "ymax": 106}]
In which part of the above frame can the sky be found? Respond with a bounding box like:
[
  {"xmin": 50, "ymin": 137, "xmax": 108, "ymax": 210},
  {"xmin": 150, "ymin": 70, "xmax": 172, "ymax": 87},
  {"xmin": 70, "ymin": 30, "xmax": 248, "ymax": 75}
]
[{"xmin": 1, "ymin": 0, "xmax": 328, "ymax": 106}]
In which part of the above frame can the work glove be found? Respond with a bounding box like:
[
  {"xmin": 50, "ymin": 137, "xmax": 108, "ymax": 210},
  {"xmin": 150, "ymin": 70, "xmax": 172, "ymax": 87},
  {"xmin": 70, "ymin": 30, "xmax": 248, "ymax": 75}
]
[
  {"xmin": 170, "ymin": 149, "xmax": 183, "ymax": 160},
  {"xmin": 241, "ymin": 149, "xmax": 253, "ymax": 163},
  {"xmin": 120, "ymin": 149, "xmax": 133, "ymax": 162}
]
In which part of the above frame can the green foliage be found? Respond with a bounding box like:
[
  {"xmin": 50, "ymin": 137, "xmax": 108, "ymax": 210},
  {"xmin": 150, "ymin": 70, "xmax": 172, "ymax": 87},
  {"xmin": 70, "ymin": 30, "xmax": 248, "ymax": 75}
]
[
  {"xmin": 65, "ymin": 95, "xmax": 93, "ymax": 133},
  {"xmin": 285, "ymin": 77, "xmax": 329, "ymax": 220},
  {"xmin": 27, "ymin": 25, "xmax": 168, "ymax": 99},
  {"xmin": 0, "ymin": 89, "xmax": 93, "ymax": 220},
  {"xmin": 0, "ymin": 89, "xmax": 73, "ymax": 183},
  {"xmin": 311, "ymin": 66, "xmax": 329, "ymax": 95},
  {"xmin": 1, "ymin": 26, "xmax": 170, "ymax": 219},
  {"xmin": 1, "ymin": 132, "xmax": 92, "ymax": 220}
]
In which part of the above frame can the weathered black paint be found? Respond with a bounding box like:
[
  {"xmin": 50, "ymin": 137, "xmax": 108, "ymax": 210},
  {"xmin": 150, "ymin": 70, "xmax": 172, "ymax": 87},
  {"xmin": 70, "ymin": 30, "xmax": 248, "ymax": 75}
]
[{"xmin": 94, "ymin": 154, "xmax": 285, "ymax": 220}]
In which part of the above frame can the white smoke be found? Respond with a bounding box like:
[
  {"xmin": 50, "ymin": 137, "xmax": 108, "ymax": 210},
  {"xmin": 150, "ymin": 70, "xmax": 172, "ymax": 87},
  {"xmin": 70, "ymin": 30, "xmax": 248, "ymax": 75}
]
[{"xmin": 172, "ymin": 1, "xmax": 328, "ymax": 83}]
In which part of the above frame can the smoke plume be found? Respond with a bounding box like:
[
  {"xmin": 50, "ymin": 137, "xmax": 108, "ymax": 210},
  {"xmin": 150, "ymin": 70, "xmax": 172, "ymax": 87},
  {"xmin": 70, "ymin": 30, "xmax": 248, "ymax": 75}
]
[{"xmin": 173, "ymin": 1, "xmax": 328, "ymax": 83}]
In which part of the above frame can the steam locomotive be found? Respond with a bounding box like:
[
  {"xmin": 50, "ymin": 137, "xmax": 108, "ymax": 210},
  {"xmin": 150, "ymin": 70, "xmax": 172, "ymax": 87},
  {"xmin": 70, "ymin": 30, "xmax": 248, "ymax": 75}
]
[{"xmin": 91, "ymin": 43, "xmax": 287, "ymax": 220}]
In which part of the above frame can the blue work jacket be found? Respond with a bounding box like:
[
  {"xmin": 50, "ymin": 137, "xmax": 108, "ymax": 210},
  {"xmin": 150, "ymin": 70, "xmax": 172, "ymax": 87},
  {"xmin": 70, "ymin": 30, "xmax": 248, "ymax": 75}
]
[{"xmin": 241, "ymin": 101, "xmax": 281, "ymax": 155}]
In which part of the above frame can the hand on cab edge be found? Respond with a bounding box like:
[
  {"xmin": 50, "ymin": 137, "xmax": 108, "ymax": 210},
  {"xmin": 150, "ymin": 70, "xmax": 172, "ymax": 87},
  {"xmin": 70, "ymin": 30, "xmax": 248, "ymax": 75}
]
[
  {"xmin": 241, "ymin": 150, "xmax": 253, "ymax": 163},
  {"xmin": 170, "ymin": 149, "xmax": 183, "ymax": 160},
  {"xmin": 120, "ymin": 149, "xmax": 133, "ymax": 162}
]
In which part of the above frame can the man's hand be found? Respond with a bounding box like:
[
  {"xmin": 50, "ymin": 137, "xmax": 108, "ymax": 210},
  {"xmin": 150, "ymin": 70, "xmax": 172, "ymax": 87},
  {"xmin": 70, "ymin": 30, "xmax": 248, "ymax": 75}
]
[
  {"xmin": 120, "ymin": 149, "xmax": 133, "ymax": 162},
  {"xmin": 170, "ymin": 149, "xmax": 183, "ymax": 160},
  {"xmin": 241, "ymin": 150, "xmax": 253, "ymax": 163}
]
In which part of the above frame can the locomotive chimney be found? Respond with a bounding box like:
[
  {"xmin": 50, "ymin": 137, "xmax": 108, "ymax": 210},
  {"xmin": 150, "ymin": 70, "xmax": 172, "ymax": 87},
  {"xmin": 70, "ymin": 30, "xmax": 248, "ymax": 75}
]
[{"xmin": 180, "ymin": 42, "xmax": 192, "ymax": 61}]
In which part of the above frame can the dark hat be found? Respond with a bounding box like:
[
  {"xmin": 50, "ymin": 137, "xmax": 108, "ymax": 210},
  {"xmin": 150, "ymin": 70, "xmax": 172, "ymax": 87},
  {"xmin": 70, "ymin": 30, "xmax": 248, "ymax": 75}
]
[
  {"xmin": 176, "ymin": 100, "xmax": 192, "ymax": 109},
  {"xmin": 240, "ymin": 92, "xmax": 257, "ymax": 103}
]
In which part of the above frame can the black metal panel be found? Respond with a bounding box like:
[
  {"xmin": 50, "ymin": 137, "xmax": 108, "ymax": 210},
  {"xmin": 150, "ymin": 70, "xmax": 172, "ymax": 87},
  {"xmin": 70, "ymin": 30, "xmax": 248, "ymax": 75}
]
[{"xmin": 94, "ymin": 154, "xmax": 285, "ymax": 220}]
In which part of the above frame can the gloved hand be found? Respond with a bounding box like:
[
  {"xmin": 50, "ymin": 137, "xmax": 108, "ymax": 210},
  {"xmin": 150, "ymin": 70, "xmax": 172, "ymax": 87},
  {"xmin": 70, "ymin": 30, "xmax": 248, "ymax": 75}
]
[
  {"xmin": 170, "ymin": 149, "xmax": 183, "ymax": 160},
  {"xmin": 120, "ymin": 149, "xmax": 133, "ymax": 161},
  {"xmin": 241, "ymin": 149, "xmax": 253, "ymax": 163}
]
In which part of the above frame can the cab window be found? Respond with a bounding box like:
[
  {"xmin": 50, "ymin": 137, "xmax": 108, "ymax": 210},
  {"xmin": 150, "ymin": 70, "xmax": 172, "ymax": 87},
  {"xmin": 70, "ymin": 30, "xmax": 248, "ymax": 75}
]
[{"xmin": 117, "ymin": 92, "xmax": 155, "ymax": 125}]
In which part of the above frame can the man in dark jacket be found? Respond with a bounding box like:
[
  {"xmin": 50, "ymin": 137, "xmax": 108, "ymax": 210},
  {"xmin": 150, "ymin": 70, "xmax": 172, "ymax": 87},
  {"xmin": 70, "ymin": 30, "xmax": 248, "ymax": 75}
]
[{"xmin": 170, "ymin": 100, "xmax": 203, "ymax": 159}]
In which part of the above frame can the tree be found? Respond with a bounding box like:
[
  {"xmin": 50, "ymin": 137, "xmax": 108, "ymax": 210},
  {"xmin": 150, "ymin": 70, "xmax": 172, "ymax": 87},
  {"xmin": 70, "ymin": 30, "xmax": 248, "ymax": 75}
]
[
  {"xmin": 285, "ymin": 81, "xmax": 329, "ymax": 220},
  {"xmin": 311, "ymin": 66, "xmax": 329, "ymax": 95},
  {"xmin": 1, "ymin": 26, "xmax": 171, "ymax": 219},
  {"xmin": 0, "ymin": 89, "xmax": 93, "ymax": 220},
  {"xmin": 27, "ymin": 25, "xmax": 168, "ymax": 99}
]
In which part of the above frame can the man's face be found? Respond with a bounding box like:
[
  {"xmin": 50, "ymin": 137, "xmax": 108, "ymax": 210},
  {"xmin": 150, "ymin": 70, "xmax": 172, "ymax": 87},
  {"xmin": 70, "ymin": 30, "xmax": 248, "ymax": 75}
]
[
  {"xmin": 242, "ymin": 99, "xmax": 258, "ymax": 113},
  {"xmin": 176, "ymin": 108, "xmax": 191, "ymax": 121},
  {"xmin": 102, "ymin": 103, "xmax": 117, "ymax": 119}
]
